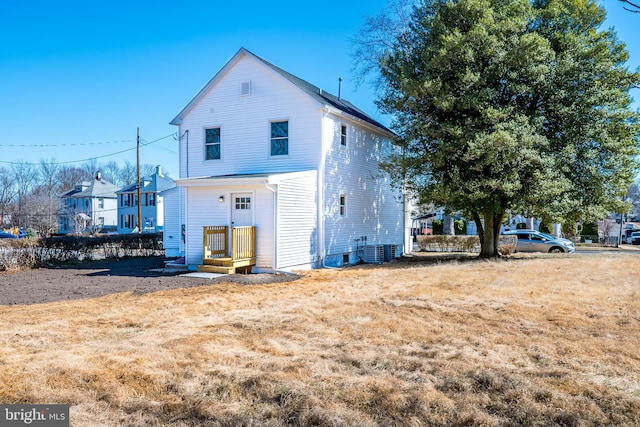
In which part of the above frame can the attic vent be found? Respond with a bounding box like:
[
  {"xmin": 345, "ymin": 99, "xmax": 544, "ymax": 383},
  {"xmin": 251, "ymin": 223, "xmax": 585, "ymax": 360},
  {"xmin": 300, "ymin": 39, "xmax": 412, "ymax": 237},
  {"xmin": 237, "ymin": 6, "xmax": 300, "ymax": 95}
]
[{"xmin": 241, "ymin": 81, "xmax": 251, "ymax": 96}]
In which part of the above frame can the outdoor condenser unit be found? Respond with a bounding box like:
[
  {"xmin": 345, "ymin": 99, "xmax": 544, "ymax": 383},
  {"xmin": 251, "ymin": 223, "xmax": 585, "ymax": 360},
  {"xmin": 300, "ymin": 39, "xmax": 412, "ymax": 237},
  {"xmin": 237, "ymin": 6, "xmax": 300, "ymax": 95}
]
[{"xmin": 364, "ymin": 245, "xmax": 384, "ymax": 263}]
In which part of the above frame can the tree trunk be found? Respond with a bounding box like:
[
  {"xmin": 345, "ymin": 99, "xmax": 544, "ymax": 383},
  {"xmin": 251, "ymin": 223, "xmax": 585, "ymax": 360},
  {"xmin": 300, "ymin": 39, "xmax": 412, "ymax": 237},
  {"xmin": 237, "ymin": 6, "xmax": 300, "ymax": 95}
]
[
  {"xmin": 474, "ymin": 210, "xmax": 505, "ymax": 258},
  {"xmin": 443, "ymin": 214, "xmax": 455, "ymax": 235}
]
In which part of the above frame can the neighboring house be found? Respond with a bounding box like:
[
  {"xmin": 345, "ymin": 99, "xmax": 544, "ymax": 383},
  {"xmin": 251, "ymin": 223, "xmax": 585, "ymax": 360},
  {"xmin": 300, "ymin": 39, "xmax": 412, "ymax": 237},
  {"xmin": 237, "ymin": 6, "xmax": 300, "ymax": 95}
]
[
  {"xmin": 116, "ymin": 166, "xmax": 175, "ymax": 234},
  {"xmin": 58, "ymin": 172, "xmax": 118, "ymax": 234},
  {"xmin": 169, "ymin": 48, "xmax": 406, "ymax": 272}
]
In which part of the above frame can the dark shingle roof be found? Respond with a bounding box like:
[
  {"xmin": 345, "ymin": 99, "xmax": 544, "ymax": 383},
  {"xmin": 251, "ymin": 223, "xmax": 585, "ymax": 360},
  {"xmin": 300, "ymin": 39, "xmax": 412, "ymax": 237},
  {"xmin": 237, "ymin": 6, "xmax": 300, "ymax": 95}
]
[
  {"xmin": 118, "ymin": 169, "xmax": 176, "ymax": 194},
  {"xmin": 249, "ymin": 50, "xmax": 393, "ymax": 134},
  {"xmin": 60, "ymin": 175, "xmax": 118, "ymax": 199}
]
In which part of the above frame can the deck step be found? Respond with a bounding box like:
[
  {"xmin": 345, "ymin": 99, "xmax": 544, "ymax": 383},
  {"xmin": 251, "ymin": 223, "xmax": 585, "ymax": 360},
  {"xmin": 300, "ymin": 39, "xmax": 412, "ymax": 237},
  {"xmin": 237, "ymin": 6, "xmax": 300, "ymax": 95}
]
[
  {"xmin": 203, "ymin": 256, "xmax": 233, "ymax": 266},
  {"xmin": 198, "ymin": 265, "xmax": 236, "ymax": 274}
]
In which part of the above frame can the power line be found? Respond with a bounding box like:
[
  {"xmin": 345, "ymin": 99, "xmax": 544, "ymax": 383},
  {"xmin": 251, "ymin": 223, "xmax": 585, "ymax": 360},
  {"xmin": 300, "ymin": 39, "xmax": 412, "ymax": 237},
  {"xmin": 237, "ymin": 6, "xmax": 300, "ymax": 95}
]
[
  {"xmin": 0, "ymin": 133, "xmax": 177, "ymax": 166},
  {"xmin": 0, "ymin": 139, "xmax": 135, "ymax": 148},
  {"xmin": 140, "ymin": 137, "xmax": 178, "ymax": 155}
]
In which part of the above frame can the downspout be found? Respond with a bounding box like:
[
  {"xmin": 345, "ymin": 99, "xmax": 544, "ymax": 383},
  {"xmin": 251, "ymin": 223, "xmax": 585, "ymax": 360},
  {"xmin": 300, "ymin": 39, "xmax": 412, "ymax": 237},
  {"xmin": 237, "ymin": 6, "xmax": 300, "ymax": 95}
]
[{"xmin": 264, "ymin": 182, "xmax": 277, "ymax": 270}]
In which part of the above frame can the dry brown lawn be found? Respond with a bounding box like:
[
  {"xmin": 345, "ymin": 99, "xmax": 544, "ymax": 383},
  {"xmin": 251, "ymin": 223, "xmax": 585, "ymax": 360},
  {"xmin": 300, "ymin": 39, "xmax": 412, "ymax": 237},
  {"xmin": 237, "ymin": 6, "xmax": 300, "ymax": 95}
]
[{"xmin": 1, "ymin": 253, "xmax": 639, "ymax": 426}]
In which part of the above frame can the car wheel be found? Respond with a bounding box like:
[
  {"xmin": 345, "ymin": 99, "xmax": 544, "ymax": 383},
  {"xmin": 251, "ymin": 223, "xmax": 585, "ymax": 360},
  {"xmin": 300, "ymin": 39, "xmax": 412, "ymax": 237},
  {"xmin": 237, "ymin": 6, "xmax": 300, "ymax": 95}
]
[{"xmin": 548, "ymin": 247, "xmax": 564, "ymax": 253}]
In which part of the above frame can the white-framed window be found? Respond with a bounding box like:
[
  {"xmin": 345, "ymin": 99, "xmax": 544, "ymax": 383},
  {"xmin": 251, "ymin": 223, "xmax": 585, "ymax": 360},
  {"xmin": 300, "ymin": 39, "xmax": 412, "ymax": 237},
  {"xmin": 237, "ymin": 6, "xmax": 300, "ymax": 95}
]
[
  {"xmin": 235, "ymin": 196, "xmax": 251, "ymax": 210},
  {"xmin": 270, "ymin": 120, "xmax": 288, "ymax": 156},
  {"xmin": 98, "ymin": 198, "xmax": 104, "ymax": 209},
  {"xmin": 340, "ymin": 124, "xmax": 347, "ymax": 146},
  {"xmin": 339, "ymin": 194, "xmax": 347, "ymax": 216},
  {"xmin": 205, "ymin": 127, "xmax": 221, "ymax": 160}
]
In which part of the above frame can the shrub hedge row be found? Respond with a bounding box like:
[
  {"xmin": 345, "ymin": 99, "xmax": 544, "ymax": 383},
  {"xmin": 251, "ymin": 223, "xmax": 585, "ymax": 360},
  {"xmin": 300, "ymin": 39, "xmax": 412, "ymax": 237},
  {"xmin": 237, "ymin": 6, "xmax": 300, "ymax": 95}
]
[
  {"xmin": 416, "ymin": 234, "xmax": 518, "ymax": 255},
  {"xmin": 0, "ymin": 233, "xmax": 163, "ymax": 271}
]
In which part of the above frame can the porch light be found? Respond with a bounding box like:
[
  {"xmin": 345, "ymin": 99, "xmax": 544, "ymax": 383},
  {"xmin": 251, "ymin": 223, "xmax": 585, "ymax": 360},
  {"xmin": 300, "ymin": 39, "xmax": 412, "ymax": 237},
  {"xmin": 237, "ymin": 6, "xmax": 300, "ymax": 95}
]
[{"xmin": 218, "ymin": 195, "xmax": 224, "ymax": 203}]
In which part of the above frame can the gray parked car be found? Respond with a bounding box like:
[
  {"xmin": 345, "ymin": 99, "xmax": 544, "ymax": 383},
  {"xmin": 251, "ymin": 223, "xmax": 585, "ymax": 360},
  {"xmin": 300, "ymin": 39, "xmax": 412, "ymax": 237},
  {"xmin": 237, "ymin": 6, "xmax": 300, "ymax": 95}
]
[{"xmin": 502, "ymin": 229, "xmax": 575, "ymax": 253}]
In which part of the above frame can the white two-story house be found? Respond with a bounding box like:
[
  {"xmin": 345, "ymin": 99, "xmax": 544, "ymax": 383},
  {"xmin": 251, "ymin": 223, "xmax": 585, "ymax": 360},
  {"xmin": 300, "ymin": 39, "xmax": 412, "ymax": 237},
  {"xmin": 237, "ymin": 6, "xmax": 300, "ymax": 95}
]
[
  {"xmin": 58, "ymin": 172, "xmax": 118, "ymax": 234},
  {"xmin": 169, "ymin": 48, "xmax": 406, "ymax": 272},
  {"xmin": 116, "ymin": 166, "xmax": 175, "ymax": 233}
]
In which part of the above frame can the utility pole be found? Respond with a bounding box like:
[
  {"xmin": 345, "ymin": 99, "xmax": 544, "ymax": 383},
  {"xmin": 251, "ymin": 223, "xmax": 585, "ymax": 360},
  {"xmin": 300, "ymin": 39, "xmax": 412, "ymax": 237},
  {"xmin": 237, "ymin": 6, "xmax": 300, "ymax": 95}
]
[{"xmin": 137, "ymin": 127, "xmax": 142, "ymax": 234}]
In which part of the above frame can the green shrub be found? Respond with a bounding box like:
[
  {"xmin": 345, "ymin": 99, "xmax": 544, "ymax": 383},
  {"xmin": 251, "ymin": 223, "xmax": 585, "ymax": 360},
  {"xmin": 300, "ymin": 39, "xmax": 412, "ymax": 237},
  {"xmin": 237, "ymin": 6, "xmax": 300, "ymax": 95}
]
[
  {"xmin": 581, "ymin": 222, "xmax": 598, "ymax": 237},
  {"xmin": 432, "ymin": 219, "xmax": 444, "ymax": 235},
  {"xmin": 538, "ymin": 222, "xmax": 552, "ymax": 234},
  {"xmin": 561, "ymin": 221, "xmax": 577, "ymax": 238},
  {"xmin": 454, "ymin": 219, "xmax": 466, "ymax": 235},
  {"xmin": 36, "ymin": 233, "xmax": 164, "ymax": 265}
]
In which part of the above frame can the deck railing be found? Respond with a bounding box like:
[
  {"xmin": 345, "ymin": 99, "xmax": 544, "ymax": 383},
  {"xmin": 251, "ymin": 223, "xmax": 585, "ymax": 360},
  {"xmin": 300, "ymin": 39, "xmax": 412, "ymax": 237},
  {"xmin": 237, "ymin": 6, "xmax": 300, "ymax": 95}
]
[
  {"xmin": 231, "ymin": 226, "xmax": 256, "ymax": 260},
  {"xmin": 203, "ymin": 225, "xmax": 256, "ymax": 261}
]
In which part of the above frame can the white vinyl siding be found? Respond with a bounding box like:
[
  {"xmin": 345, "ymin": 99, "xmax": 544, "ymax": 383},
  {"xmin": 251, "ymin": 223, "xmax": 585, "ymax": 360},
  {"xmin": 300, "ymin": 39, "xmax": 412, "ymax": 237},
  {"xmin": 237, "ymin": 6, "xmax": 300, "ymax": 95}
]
[
  {"xmin": 275, "ymin": 171, "xmax": 318, "ymax": 270},
  {"xmin": 183, "ymin": 184, "xmax": 275, "ymax": 269},
  {"xmin": 162, "ymin": 187, "xmax": 182, "ymax": 257},
  {"xmin": 179, "ymin": 55, "xmax": 322, "ymax": 178},
  {"xmin": 321, "ymin": 115, "xmax": 403, "ymax": 263}
]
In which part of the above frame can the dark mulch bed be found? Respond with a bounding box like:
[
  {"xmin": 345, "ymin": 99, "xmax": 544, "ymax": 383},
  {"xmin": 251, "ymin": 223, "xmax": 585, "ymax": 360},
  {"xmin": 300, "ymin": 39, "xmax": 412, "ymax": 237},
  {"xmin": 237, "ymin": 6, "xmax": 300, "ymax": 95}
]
[{"xmin": 0, "ymin": 257, "xmax": 298, "ymax": 306}]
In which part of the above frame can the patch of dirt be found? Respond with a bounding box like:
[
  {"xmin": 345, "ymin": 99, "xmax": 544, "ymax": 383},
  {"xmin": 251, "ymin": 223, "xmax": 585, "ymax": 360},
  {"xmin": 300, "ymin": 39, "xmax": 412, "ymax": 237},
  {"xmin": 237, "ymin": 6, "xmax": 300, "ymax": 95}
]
[{"xmin": 0, "ymin": 257, "xmax": 299, "ymax": 305}]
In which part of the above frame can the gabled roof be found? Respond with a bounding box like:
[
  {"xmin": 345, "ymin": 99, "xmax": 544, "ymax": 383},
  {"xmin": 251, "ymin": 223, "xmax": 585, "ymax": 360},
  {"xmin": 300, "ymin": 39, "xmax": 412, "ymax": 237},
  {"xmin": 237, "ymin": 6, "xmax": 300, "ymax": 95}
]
[
  {"xmin": 170, "ymin": 48, "xmax": 394, "ymax": 137},
  {"xmin": 60, "ymin": 174, "xmax": 119, "ymax": 199},
  {"xmin": 117, "ymin": 167, "xmax": 176, "ymax": 194}
]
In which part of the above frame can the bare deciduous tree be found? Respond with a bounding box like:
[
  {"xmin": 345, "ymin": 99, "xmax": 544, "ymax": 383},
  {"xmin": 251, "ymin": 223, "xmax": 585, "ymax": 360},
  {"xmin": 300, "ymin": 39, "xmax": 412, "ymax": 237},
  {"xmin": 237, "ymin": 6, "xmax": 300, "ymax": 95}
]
[
  {"xmin": 620, "ymin": 0, "xmax": 640, "ymax": 13},
  {"xmin": 0, "ymin": 166, "xmax": 16, "ymax": 227},
  {"xmin": 11, "ymin": 161, "xmax": 38, "ymax": 228}
]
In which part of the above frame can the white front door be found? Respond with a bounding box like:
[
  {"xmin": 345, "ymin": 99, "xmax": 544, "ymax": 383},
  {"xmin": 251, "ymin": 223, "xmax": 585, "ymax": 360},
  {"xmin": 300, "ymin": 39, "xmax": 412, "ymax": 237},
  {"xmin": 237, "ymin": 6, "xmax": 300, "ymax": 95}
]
[{"xmin": 231, "ymin": 193, "xmax": 253, "ymax": 226}]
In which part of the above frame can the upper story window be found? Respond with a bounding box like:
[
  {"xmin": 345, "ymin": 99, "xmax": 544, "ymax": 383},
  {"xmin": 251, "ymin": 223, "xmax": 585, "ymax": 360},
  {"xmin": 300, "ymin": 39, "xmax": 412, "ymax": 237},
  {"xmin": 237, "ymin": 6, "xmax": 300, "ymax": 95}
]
[
  {"xmin": 98, "ymin": 198, "xmax": 104, "ymax": 209},
  {"xmin": 340, "ymin": 124, "xmax": 347, "ymax": 146},
  {"xmin": 270, "ymin": 121, "xmax": 288, "ymax": 156},
  {"xmin": 205, "ymin": 127, "xmax": 221, "ymax": 160},
  {"xmin": 339, "ymin": 194, "xmax": 347, "ymax": 216}
]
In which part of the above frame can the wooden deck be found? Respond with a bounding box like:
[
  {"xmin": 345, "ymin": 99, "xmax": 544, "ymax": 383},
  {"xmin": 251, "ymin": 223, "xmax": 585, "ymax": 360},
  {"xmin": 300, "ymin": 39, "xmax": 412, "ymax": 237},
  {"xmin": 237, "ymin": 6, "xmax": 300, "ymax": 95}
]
[{"xmin": 198, "ymin": 226, "xmax": 256, "ymax": 274}]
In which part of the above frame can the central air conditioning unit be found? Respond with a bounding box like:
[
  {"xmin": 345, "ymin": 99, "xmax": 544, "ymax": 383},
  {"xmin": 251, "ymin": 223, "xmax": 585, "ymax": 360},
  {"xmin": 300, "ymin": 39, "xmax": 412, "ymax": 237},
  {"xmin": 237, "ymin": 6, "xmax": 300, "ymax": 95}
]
[
  {"xmin": 364, "ymin": 245, "xmax": 384, "ymax": 264},
  {"xmin": 383, "ymin": 244, "xmax": 398, "ymax": 262}
]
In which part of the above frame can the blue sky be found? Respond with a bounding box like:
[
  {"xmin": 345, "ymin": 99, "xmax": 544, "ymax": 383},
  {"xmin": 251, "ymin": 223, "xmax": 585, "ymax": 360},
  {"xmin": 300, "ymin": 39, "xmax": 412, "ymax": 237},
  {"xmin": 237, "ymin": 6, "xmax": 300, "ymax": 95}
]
[{"xmin": 1, "ymin": 0, "xmax": 638, "ymax": 178}]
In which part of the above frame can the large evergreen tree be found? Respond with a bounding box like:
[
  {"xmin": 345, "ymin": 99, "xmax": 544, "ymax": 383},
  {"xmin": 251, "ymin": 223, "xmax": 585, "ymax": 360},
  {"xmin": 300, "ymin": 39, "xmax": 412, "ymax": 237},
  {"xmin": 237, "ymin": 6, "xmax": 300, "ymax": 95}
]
[{"xmin": 355, "ymin": 0, "xmax": 639, "ymax": 257}]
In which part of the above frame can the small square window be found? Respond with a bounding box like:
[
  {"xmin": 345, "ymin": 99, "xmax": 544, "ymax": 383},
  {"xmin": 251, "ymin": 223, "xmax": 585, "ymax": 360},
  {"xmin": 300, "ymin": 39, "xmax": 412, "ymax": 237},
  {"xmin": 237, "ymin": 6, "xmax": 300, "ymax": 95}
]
[
  {"xmin": 270, "ymin": 121, "xmax": 288, "ymax": 156},
  {"xmin": 339, "ymin": 195, "xmax": 346, "ymax": 216},
  {"xmin": 340, "ymin": 124, "xmax": 347, "ymax": 146},
  {"xmin": 205, "ymin": 128, "xmax": 221, "ymax": 160},
  {"xmin": 235, "ymin": 197, "xmax": 251, "ymax": 210}
]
